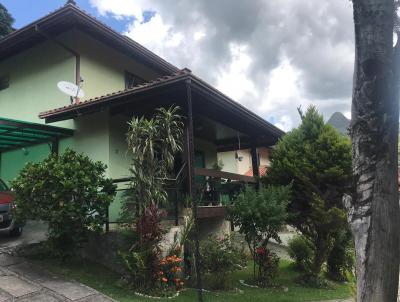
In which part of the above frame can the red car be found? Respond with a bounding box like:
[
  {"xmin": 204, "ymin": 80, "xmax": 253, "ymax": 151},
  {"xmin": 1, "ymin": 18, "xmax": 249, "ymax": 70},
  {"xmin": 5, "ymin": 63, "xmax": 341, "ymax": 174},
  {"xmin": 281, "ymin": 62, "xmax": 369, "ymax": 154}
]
[{"xmin": 0, "ymin": 178, "xmax": 22, "ymax": 236}]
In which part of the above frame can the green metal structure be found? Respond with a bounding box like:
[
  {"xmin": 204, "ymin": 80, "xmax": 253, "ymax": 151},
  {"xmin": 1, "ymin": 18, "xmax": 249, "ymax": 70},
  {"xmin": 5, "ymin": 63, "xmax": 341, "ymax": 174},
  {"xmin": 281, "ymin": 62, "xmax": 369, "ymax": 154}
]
[
  {"xmin": 0, "ymin": 117, "xmax": 73, "ymax": 152},
  {"xmin": 0, "ymin": 118, "xmax": 74, "ymax": 183}
]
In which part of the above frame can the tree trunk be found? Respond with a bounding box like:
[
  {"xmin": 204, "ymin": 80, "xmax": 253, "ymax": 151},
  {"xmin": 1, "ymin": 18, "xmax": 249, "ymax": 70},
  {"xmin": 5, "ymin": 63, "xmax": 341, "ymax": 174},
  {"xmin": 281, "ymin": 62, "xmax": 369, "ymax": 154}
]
[{"xmin": 346, "ymin": 1, "xmax": 400, "ymax": 301}]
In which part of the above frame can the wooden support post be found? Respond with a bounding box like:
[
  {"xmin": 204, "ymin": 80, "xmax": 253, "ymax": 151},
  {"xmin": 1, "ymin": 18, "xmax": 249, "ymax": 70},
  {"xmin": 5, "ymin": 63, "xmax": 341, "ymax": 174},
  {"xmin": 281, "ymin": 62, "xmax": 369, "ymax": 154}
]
[
  {"xmin": 51, "ymin": 139, "xmax": 59, "ymax": 155},
  {"xmin": 185, "ymin": 79, "xmax": 203, "ymax": 302},
  {"xmin": 105, "ymin": 206, "xmax": 110, "ymax": 233},
  {"xmin": 174, "ymin": 191, "xmax": 179, "ymax": 226},
  {"xmin": 251, "ymin": 145, "xmax": 260, "ymax": 189}
]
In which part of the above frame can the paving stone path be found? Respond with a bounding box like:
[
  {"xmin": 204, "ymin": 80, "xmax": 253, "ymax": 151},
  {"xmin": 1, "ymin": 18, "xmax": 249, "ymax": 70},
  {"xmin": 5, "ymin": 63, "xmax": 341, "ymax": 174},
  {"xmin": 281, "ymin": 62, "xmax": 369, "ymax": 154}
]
[{"xmin": 0, "ymin": 252, "xmax": 115, "ymax": 302}]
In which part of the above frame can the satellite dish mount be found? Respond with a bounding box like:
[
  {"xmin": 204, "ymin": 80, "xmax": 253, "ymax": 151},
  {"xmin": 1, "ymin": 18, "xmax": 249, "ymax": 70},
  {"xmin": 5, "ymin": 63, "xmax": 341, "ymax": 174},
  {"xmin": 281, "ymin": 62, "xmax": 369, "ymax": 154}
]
[{"xmin": 57, "ymin": 78, "xmax": 85, "ymax": 104}]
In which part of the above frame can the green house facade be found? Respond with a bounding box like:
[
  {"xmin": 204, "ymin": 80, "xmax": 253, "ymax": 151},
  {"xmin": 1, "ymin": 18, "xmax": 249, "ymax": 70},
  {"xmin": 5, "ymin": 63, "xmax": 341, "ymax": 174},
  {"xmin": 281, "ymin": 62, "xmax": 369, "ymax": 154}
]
[{"xmin": 0, "ymin": 3, "xmax": 283, "ymax": 227}]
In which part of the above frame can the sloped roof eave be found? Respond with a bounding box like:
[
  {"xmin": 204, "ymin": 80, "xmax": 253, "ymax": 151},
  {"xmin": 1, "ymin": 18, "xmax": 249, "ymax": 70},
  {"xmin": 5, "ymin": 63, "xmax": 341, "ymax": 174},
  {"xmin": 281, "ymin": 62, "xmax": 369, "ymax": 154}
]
[
  {"xmin": 39, "ymin": 70, "xmax": 284, "ymax": 138},
  {"xmin": 0, "ymin": 4, "xmax": 179, "ymax": 74}
]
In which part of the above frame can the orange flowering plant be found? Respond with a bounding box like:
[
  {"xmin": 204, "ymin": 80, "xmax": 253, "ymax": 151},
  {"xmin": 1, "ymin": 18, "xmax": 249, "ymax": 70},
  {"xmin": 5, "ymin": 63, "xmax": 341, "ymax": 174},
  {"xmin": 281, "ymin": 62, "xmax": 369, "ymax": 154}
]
[{"xmin": 158, "ymin": 255, "xmax": 185, "ymax": 290}]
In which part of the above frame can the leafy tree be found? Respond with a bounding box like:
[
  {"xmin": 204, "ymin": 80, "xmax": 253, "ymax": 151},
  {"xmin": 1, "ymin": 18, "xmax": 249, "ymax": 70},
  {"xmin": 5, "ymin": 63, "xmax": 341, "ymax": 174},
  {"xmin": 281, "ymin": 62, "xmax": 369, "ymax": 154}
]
[
  {"xmin": 264, "ymin": 106, "xmax": 352, "ymax": 279},
  {"xmin": 122, "ymin": 105, "xmax": 184, "ymax": 221},
  {"xmin": 11, "ymin": 149, "xmax": 116, "ymax": 259},
  {"xmin": 0, "ymin": 4, "xmax": 15, "ymax": 39},
  {"xmin": 227, "ymin": 185, "xmax": 290, "ymax": 283}
]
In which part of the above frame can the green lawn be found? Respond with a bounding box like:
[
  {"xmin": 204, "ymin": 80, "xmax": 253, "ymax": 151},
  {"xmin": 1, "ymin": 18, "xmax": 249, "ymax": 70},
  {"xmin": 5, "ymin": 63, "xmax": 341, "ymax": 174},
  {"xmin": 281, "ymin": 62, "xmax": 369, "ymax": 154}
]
[{"xmin": 33, "ymin": 257, "xmax": 352, "ymax": 302}]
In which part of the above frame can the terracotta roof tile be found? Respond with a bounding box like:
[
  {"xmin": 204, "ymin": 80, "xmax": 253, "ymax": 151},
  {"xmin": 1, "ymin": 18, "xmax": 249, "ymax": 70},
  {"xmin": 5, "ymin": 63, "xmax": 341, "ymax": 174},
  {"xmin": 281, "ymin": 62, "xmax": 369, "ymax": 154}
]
[
  {"xmin": 244, "ymin": 166, "xmax": 269, "ymax": 177},
  {"xmin": 39, "ymin": 69, "xmax": 191, "ymax": 118}
]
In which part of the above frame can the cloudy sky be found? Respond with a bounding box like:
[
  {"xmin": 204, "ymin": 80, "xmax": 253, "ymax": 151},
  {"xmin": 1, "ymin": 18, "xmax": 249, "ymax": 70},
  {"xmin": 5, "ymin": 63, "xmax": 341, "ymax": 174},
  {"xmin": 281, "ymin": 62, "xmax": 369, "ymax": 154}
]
[{"xmin": 4, "ymin": 0, "xmax": 355, "ymax": 131}]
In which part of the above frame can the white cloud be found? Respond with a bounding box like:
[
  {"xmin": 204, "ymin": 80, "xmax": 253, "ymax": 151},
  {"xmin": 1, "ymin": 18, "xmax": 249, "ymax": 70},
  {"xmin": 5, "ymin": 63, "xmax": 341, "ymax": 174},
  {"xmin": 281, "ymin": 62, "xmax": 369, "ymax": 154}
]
[
  {"xmin": 89, "ymin": 0, "xmax": 354, "ymax": 131},
  {"xmin": 275, "ymin": 115, "xmax": 293, "ymax": 132},
  {"xmin": 89, "ymin": 0, "xmax": 147, "ymax": 20},
  {"xmin": 216, "ymin": 44, "xmax": 257, "ymax": 102}
]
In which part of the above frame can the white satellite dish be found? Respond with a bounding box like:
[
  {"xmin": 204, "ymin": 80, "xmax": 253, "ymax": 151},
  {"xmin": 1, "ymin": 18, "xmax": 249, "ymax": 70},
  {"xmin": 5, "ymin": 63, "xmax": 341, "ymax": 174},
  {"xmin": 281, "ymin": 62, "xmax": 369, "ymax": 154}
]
[{"xmin": 57, "ymin": 81, "xmax": 85, "ymax": 99}]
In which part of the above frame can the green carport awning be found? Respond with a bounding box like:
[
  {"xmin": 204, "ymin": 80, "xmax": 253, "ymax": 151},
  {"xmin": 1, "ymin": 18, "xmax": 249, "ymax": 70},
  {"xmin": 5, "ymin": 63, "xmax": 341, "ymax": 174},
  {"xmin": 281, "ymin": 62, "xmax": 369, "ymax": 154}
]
[{"xmin": 0, "ymin": 118, "xmax": 73, "ymax": 152}]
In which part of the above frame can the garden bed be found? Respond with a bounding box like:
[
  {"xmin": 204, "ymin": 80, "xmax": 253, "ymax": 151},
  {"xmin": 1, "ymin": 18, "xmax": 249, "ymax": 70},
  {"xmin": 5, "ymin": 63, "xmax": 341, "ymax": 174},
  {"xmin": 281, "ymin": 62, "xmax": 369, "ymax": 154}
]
[{"xmin": 30, "ymin": 257, "xmax": 352, "ymax": 302}]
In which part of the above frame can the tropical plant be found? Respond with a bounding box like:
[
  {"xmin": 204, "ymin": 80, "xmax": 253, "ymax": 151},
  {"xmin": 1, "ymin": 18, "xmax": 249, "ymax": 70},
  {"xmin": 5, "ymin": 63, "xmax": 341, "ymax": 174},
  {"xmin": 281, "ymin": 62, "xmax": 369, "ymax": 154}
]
[
  {"xmin": 120, "ymin": 202, "xmax": 166, "ymax": 290},
  {"xmin": 11, "ymin": 149, "xmax": 116, "ymax": 259},
  {"xmin": 264, "ymin": 106, "xmax": 352, "ymax": 281},
  {"xmin": 227, "ymin": 185, "xmax": 290, "ymax": 284},
  {"xmin": 167, "ymin": 213, "xmax": 194, "ymax": 257},
  {"xmin": 122, "ymin": 105, "xmax": 184, "ymax": 221}
]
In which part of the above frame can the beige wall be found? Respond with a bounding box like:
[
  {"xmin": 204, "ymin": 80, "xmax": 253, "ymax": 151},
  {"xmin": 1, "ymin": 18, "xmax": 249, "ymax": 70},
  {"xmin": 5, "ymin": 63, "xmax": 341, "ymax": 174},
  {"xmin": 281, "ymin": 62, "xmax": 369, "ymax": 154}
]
[{"xmin": 217, "ymin": 147, "xmax": 271, "ymax": 175}]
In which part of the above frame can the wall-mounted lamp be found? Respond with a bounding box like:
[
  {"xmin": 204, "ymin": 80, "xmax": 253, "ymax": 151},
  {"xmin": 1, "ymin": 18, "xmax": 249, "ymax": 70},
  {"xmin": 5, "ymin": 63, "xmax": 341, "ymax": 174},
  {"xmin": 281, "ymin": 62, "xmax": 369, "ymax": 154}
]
[{"xmin": 22, "ymin": 148, "xmax": 29, "ymax": 156}]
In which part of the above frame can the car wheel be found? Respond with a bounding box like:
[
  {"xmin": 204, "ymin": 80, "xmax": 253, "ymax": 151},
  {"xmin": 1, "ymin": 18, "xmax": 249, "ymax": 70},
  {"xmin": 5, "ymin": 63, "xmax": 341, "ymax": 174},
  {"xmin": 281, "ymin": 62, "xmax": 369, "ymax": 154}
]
[{"xmin": 10, "ymin": 227, "xmax": 22, "ymax": 237}]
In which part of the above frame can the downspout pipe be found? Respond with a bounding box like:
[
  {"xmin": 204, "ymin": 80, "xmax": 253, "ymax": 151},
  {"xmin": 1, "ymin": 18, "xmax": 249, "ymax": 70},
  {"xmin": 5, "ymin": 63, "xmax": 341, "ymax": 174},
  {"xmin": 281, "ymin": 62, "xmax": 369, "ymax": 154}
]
[{"xmin": 35, "ymin": 25, "xmax": 81, "ymax": 86}]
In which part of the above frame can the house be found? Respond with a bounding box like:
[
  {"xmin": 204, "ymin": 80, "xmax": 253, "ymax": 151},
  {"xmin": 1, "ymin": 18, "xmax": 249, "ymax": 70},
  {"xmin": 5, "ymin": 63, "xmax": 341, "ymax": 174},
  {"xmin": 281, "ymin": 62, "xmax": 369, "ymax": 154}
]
[
  {"xmin": 218, "ymin": 147, "xmax": 271, "ymax": 177},
  {"xmin": 0, "ymin": 2, "xmax": 284, "ymax": 235}
]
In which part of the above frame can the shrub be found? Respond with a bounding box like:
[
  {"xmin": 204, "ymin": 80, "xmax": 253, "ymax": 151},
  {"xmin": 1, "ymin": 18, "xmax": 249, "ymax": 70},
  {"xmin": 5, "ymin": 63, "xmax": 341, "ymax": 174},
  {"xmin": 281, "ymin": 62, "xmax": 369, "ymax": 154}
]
[
  {"xmin": 288, "ymin": 235, "xmax": 313, "ymax": 272},
  {"xmin": 200, "ymin": 235, "xmax": 246, "ymax": 290},
  {"xmin": 158, "ymin": 255, "xmax": 184, "ymax": 291},
  {"xmin": 11, "ymin": 149, "xmax": 116, "ymax": 260},
  {"xmin": 227, "ymin": 185, "xmax": 290, "ymax": 283},
  {"xmin": 120, "ymin": 202, "xmax": 166, "ymax": 291},
  {"xmin": 326, "ymin": 230, "xmax": 355, "ymax": 282},
  {"xmin": 254, "ymin": 246, "xmax": 280, "ymax": 286}
]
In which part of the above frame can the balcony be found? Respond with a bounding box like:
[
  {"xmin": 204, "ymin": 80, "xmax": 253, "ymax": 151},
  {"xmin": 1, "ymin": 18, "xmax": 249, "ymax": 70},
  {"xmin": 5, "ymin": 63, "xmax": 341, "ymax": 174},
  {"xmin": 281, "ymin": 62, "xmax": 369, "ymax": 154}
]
[{"xmin": 194, "ymin": 168, "xmax": 256, "ymax": 219}]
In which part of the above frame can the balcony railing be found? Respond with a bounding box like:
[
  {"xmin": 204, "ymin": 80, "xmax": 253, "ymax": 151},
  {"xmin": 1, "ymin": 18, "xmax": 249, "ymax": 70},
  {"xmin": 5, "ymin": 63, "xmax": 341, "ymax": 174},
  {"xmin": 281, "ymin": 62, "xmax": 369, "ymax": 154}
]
[{"xmin": 194, "ymin": 168, "xmax": 257, "ymax": 208}]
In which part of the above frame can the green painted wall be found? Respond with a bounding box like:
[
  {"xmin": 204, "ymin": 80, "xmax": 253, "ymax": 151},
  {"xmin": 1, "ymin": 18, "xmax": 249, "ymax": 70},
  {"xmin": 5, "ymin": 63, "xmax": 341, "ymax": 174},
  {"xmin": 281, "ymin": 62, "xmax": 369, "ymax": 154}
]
[
  {"xmin": 0, "ymin": 28, "xmax": 161, "ymax": 186},
  {"xmin": 0, "ymin": 29, "xmax": 161, "ymax": 127},
  {"xmin": 0, "ymin": 143, "xmax": 51, "ymax": 185},
  {"xmin": 0, "ymin": 39, "xmax": 75, "ymax": 128},
  {"xmin": 63, "ymin": 30, "xmax": 161, "ymax": 100},
  {"xmin": 0, "ymin": 27, "xmax": 164, "ymax": 221}
]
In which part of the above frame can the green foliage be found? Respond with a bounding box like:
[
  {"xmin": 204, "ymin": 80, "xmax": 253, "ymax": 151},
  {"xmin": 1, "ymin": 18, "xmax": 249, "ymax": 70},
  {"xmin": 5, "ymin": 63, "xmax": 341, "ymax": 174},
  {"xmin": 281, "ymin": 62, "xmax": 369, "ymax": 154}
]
[
  {"xmin": 326, "ymin": 229, "xmax": 355, "ymax": 282},
  {"xmin": 288, "ymin": 235, "xmax": 313, "ymax": 272},
  {"xmin": 0, "ymin": 4, "xmax": 14, "ymax": 39},
  {"xmin": 227, "ymin": 185, "xmax": 290, "ymax": 282},
  {"xmin": 200, "ymin": 235, "xmax": 246, "ymax": 290},
  {"xmin": 122, "ymin": 105, "xmax": 184, "ymax": 220},
  {"xmin": 254, "ymin": 247, "xmax": 280, "ymax": 286},
  {"xmin": 167, "ymin": 214, "xmax": 194, "ymax": 257},
  {"xmin": 264, "ymin": 106, "xmax": 352, "ymax": 279},
  {"xmin": 11, "ymin": 149, "xmax": 116, "ymax": 259},
  {"xmin": 119, "ymin": 202, "xmax": 166, "ymax": 290}
]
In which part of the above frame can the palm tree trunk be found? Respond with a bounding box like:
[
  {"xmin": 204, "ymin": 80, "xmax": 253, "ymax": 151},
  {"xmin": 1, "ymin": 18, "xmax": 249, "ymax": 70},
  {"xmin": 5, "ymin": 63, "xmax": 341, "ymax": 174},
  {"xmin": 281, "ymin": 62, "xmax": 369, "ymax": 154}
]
[{"xmin": 346, "ymin": 0, "xmax": 400, "ymax": 301}]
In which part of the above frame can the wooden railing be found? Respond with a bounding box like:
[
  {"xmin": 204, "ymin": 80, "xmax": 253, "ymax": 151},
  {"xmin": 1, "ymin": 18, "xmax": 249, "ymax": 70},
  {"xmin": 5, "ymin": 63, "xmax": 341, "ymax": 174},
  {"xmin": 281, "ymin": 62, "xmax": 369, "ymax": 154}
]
[
  {"xmin": 194, "ymin": 168, "xmax": 257, "ymax": 183},
  {"xmin": 194, "ymin": 168, "xmax": 257, "ymax": 208}
]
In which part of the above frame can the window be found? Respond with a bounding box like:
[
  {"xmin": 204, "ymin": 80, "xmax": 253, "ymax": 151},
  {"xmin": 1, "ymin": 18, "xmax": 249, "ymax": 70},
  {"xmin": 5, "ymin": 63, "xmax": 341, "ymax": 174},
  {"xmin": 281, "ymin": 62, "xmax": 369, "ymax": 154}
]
[
  {"xmin": 125, "ymin": 71, "xmax": 145, "ymax": 89},
  {"xmin": 0, "ymin": 75, "xmax": 9, "ymax": 91}
]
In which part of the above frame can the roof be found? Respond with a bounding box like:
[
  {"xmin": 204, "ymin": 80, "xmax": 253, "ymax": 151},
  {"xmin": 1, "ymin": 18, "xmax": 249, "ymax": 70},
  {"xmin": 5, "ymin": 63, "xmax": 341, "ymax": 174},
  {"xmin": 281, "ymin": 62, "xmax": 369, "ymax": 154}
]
[
  {"xmin": 0, "ymin": 118, "xmax": 73, "ymax": 152},
  {"xmin": 39, "ymin": 69, "xmax": 285, "ymax": 138},
  {"xmin": 245, "ymin": 166, "xmax": 269, "ymax": 177},
  {"xmin": 39, "ymin": 69, "xmax": 190, "ymax": 119},
  {"xmin": 0, "ymin": 3, "xmax": 179, "ymax": 74}
]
